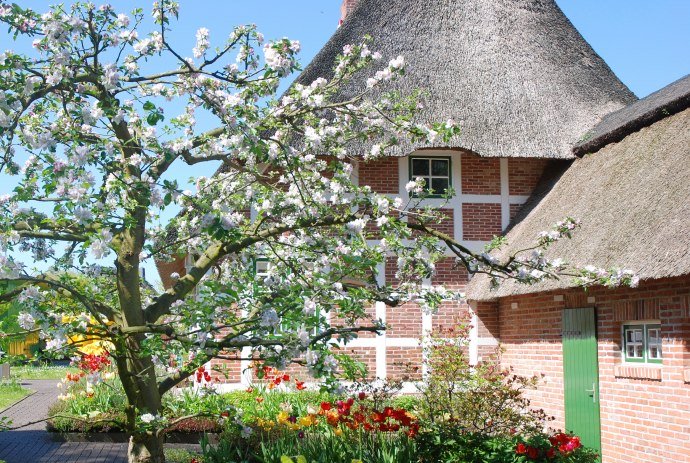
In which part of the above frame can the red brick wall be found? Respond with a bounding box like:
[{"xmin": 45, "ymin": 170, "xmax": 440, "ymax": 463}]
[
  {"xmin": 155, "ymin": 255, "xmax": 186, "ymax": 289},
  {"xmin": 358, "ymin": 157, "xmax": 399, "ymax": 193},
  {"xmin": 387, "ymin": 347, "xmax": 423, "ymax": 380},
  {"xmin": 340, "ymin": 0, "xmax": 359, "ymax": 21},
  {"xmin": 508, "ymin": 158, "xmax": 549, "ymax": 195},
  {"xmin": 432, "ymin": 257, "xmax": 468, "ymax": 289},
  {"xmin": 489, "ymin": 275, "xmax": 690, "ymax": 463},
  {"xmin": 387, "ymin": 302, "xmax": 423, "ymax": 338},
  {"xmin": 462, "ymin": 203, "xmax": 502, "ymax": 240},
  {"xmin": 461, "ymin": 153, "xmax": 501, "ymax": 195}
]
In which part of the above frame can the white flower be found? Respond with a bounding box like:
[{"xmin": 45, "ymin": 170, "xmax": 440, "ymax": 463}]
[
  {"xmin": 116, "ymin": 13, "xmax": 130, "ymax": 28},
  {"xmin": 346, "ymin": 218, "xmax": 367, "ymax": 234},
  {"xmin": 18, "ymin": 285, "xmax": 41, "ymax": 302},
  {"xmin": 140, "ymin": 413, "xmax": 156, "ymax": 423},
  {"xmin": 260, "ymin": 308, "xmax": 280, "ymax": 329},
  {"xmin": 303, "ymin": 298, "xmax": 317, "ymax": 316},
  {"xmin": 17, "ymin": 312, "xmax": 35, "ymax": 330}
]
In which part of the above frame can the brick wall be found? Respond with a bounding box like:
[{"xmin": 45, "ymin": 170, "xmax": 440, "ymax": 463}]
[
  {"xmin": 486, "ymin": 275, "xmax": 690, "ymax": 463},
  {"xmin": 508, "ymin": 158, "xmax": 549, "ymax": 195},
  {"xmin": 340, "ymin": 0, "xmax": 359, "ymax": 21},
  {"xmin": 357, "ymin": 157, "xmax": 399, "ymax": 193},
  {"xmin": 155, "ymin": 255, "xmax": 186, "ymax": 289},
  {"xmin": 462, "ymin": 203, "xmax": 502, "ymax": 240},
  {"xmin": 157, "ymin": 152, "xmax": 555, "ymax": 391},
  {"xmin": 461, "ymin": 153, "xmax": 501, "ymax": 195}
]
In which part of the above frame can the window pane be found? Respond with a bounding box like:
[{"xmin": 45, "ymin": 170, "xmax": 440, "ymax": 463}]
[
  {"xmin": 431, "ymin": 178, "xmax": 449, "ymax": 194},
  {"xmin": 626, "ymin": 344, "xmax": 637, "ymax": 357},
  {"xmin": 431, "ymin": 159, "xmax": 449, "ymax": 176},
  {"xmin": 635, "ymin": 345, "xmax": 643, "ymax": 358},
  {"xmin": 412, "ymin": 159, "xmax": 429, "ymax": 176},
  {"xmin": 647, "ymin": 328, "xmax": 660, "ymax": 343},
  {"xmin": 649, "ymin": 346, "xmax": 660, "ymax": 359}
]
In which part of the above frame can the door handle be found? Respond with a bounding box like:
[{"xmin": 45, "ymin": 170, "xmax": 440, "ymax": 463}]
[{"xmin": 585, "ymin": 382, "xmax": 597, "ymax": 403}]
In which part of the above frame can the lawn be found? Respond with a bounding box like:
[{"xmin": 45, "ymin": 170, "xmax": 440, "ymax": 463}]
[
  {"xmin": 0, "ymin": 381, "xmax": 31, "ymax": 410},
  {"xmin": 10, "ymin": 364, "xmax": 74, "ymax": 380}
]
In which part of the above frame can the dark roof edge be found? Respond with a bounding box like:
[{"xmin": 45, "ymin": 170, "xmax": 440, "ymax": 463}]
[{"xmin": 573, "ymin": 74, "xmax": 690, "ymax": 156}]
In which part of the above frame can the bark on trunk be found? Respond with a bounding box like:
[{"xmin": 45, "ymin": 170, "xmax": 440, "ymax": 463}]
[{"xmin": 128, "ymin": 433, "xmax": 165, "ymax": 463}]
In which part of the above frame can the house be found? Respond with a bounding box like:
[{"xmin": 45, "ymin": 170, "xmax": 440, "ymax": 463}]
[
  {"xmin": 157, "ymin": 2, "xmax": 690, "ymax": 461},
  {"xmin": 158, "ymin": 0, "xmax": 634, "ymax": 385},
  {"xmin": 465, "ymin": 75, "xmax": 690, "ymax": 462}
]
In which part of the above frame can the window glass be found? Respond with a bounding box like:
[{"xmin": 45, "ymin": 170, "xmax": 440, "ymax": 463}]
[
  {"xmin": 410, "ymin": 157, "xmax": 451, "ymax": 196},
  {"xmin": 411, "ymin": 158, "xmax": 429, "ymax": 176},
  {"xmin": 623, "ymin": 323, "xmax": 662, "ymax": 363}
]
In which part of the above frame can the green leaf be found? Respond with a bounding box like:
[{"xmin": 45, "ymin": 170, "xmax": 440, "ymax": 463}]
[
  {"xmin": 143, "ymin": 101, "xmax": 155, "ymax": 111},
  {"xmin": 280, "ymin": 457, "xmax": 294, "ymax": 463}
]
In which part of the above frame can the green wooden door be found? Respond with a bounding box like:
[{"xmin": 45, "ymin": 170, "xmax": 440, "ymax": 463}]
[{"xmin": 562, "ymin": 307, "xmax": 601, "ymax": 455}]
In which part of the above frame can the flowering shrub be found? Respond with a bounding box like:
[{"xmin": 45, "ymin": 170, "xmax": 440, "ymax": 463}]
[{"xmin": 417, "ymin": 321, "xmax": 550, "ymax": 436}]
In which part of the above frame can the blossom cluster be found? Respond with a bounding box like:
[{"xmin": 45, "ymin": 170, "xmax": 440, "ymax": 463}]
[{"xmin": 515, "ymin": 432, "xmax": 583, "ymax": 461}]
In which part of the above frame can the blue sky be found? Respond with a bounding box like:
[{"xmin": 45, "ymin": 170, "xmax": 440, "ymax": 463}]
[{"xmin": 8, "ymin": 1, "xmax": 690, "ymax": 285}]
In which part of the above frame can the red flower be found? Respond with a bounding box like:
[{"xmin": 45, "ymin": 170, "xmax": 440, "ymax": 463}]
[
  {"xmin": 371, "ymin": 412, "xmax": 385, "ymax": 423},
  {"xmin": 295, "ymin": 380, "xmax": 306, "ymax": 390},
  {"xmin": 320, "ymin": 402, "xmax": 332, "ymax": 411},
  {"xmin": 527, "ymin": 446, "xmax": 539, "ymax": 460},
  {"xmin": 220, "ymin": 411, "xmax": 230, "ymax": 418},
  {"xmin": 546, "ymin": 448, "xmax": 556, "ymax": 460},
  {"xmin": 358, "ymin": 392, "xmax": 366, "ymax": 400},
  {"xmin": 516, "ymin": 443, "xmax": 527, "ymax": 455},
  {"xmin": 245, "ymin": 387, "xmax": 254, "ymax": 393},
  {"xmin": 283, "ymin": 374, "xmax": 290, "ymax": 381}
]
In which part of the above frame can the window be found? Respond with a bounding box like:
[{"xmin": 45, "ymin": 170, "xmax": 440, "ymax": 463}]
[
  {"xmin": 410, "ymin": 157, "xmax": 452, "ymax": 196},
  {"xmin": 254, "ymin": 258, "xmax": 271, "ymax": 278},
  {"xmin": 623, "ymin": 323, "xmax": 662, "ymax": 364}
]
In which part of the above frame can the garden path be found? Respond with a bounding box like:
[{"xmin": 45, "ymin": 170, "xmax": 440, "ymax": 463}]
[{"xmin": 0, "ymin": 380, "xmax": 128, "ymax": 462}]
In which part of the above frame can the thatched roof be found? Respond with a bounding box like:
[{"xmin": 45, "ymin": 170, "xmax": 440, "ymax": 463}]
[
  {"xmin": 297, "ymin": 0, "xmax": 635, "ymax": 159},
  {"xmin": 466, "ymin": 103, "xmax": 690, "ymax": 301},
  {"xmin": 574, "ymin": 74, "xmax": 690, "ymax": 156}
]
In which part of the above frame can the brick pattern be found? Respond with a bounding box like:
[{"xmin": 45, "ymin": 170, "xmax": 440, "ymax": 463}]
[
  {"xmin": 432, "ymin": 300, "xmax": 471, "ymax": 334},
  {"xmin": 386, "ymin": 347, "xmax": 423, "ymax": 380},
  {"xmin": 431, "ymin": 257, "xmax": 468, "ymax": 289},
  {"xmin": 489, "ymin": 275, "xmax": 690, "ymax": 463},
  {"xmin": 386, "ymin": 302, "xmax": 423, "ymax": 338},
  {"xmin": 462, "ymin": 203, "xmax": 502, "ymax": 240},
  {"xmin": 411, "ymin": 208, "xmax": 454, "ymax": 237},
  {"xmin": 340, "ymin": 0, "xmax": 359, "ymax": 21},
  {"xmin": 357, "ymin": 157, "xmax": 399, "ymax": 193},
  {"xmin": 155, "ymin": 255, "xmax": 186, "ymax": 290},
  {"xmin": 461, "ymin": 153, "xmax": 501, "ymax": 195},
  {"xmin": 508, "ymin": 158, "xmax": 549, "ymax": 195}
]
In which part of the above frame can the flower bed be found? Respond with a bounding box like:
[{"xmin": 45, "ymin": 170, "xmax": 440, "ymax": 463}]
[{"xmin": 48, "ymin": 338, "xmax": 600, "ymax": 463}]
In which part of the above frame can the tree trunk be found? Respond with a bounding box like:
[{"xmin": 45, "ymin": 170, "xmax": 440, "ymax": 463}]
[{"xmin": 128, "ymin": 433, "xmax": 165, "ymax": 463}]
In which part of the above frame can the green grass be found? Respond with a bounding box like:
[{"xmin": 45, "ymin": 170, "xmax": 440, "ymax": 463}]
[
  {"xmin": 10, "ymin": 365, "xmax": 75, "ymax": 380},
  {"xmin": 0, "ymin": 380, "xmax": 31, "ymax": 410},
  {"xmin": 164, "ymin": 448, "xmax": 203, "ymax": 463}
]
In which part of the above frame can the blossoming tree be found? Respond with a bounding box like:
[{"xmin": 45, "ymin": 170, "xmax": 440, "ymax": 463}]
[{"xmin": 0, "ymin": 2, "xmax": 636, "ymax": 462}]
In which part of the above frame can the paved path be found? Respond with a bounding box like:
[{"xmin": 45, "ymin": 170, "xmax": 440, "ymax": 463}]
[
  {"xmin": 0, "ymin": 380, "xmax": 200, "ymax": 462},
  {"xmin": 0, "ymin": 380, "xmax": 128, "ymax": 462}
]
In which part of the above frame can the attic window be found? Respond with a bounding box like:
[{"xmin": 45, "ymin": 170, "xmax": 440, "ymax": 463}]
[
  {"xmin": 409, "ymin": 157, "xmax": 452, "ymax": 196},
  {"xmin": 622, "ymin": 322, "xmax": 662, "ymax": 364}
]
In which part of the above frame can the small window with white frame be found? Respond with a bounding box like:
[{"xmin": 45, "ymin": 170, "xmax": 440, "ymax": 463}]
[
  {"xmin": 409, "ymin": 156, "xmax": 452, "ymax": 196},
  {"xmin": 254, "ymin": 258, "xmax": 271, "ymax": 278},
  {"xmin": 622, "ymin": 322, "xmax": 662, "ymax": 364}
]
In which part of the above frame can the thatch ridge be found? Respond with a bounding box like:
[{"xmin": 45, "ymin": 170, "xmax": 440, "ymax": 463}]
[
  {"xmin": 296, "ymin": 0, "xmax": 636, "ymax": 159},
  {"xmin": 466, "ymin": 107, "xmax": 690, "ymax": 301},
  {"xmin": 574, "ymin": 74, "xmax": 690, "ymax": 156}
]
